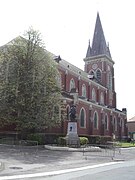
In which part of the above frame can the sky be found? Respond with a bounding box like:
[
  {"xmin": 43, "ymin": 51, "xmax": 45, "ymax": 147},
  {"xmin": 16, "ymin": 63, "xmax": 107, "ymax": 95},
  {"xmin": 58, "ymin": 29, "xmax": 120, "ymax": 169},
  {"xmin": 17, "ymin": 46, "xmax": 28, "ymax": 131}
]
[{"xmin": 0, "ymin": 0, "xmax": 134, "ymax": 119}]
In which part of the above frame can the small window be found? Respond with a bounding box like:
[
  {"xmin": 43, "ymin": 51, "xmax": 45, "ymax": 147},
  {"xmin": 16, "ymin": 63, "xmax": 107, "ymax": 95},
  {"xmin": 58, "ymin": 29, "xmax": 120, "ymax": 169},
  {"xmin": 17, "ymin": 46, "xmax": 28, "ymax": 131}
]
[
  {"xmin": 105, "ymin": 114, "xmax": 108, "ymax": 130},
  {"xmin": 82, "ymin": 84, "xmax": 86, "ymax": 98},
  {"xmin": 113, "ymin": 117, "xmax": 117, "ymax": 132},
  {"xmin": 66, "ymin": 106, "xmax": 70, "ymax": 120},
  {"xmin": 100, "ymin": 92, "xmax": 104, "ymax": 105},
  {"xmin": 107, "ymin": 72, "xmax": 112, "ymax": 90},
  {"xmin": 89, "ymin": 70, "xmax": 94, "ymax": 75},
  {"xmin": 96, "ymin": 69, "xmax": 101, "ymax": 82},
  {"xmin": 122, "ymin": 119, "xmax": 124, "ymax": 132},
  {"xmin": 70, "ymin": 78, "xmax": 75, "ymax": 91},
  {"xmin": 92, "ymin": 88, "xmax": 96, "ymax": 101},
  {"xmin": 80, "ymin": 108, "xmax": 86, "ymax": 128},
  {"xmin": 93, "ymin": 111, "xmax": 98, "ymax": 129},
  {"xmin": 55, "ymin": 74, "xmax": 61, "ymax": 88}
]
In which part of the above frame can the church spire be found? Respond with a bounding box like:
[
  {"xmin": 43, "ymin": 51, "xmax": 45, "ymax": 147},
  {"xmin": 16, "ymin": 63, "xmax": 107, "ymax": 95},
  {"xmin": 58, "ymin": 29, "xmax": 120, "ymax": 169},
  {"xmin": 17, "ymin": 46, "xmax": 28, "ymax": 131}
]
[
  {"xmin": 86, "ymin": 12, "xmax": 111, "ymax": 59},
  {"xmin": 86, "ymin": 39, "xmax": 91, "ymax": 57}
]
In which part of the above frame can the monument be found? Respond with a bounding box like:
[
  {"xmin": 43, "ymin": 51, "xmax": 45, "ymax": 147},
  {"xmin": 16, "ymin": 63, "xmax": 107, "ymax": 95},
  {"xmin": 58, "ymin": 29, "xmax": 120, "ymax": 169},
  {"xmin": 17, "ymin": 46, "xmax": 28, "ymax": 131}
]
[{"xmin": 66, "ymin": 104, "xmax": 80, "ymax": 147}]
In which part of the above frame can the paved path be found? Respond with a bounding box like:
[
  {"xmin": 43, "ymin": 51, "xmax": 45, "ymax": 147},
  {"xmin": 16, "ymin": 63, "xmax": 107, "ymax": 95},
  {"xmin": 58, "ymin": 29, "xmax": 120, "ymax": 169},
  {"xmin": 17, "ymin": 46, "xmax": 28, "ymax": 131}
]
[{"xmin": 0, "ymin": 145, "xmax": 134, "ymax": 177}]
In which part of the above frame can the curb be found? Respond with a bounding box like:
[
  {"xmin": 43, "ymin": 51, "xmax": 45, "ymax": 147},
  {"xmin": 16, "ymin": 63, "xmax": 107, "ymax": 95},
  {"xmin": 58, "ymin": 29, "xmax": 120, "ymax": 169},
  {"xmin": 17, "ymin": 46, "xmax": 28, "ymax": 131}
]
[
  {"xmin": 44, "ymin": 145, "xmax": 101, "ymax": 152},
  {"xmin": 0, "ymin": 162, "xmax": 5, "ymax": 171}
]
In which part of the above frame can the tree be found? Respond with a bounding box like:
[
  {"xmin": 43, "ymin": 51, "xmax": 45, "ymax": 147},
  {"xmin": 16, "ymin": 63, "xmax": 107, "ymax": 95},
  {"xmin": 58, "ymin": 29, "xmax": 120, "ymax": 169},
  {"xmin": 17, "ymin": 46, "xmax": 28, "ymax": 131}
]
[{"xmin": 0, "ymin": 28, "xmax": 62, "ymax": 134}]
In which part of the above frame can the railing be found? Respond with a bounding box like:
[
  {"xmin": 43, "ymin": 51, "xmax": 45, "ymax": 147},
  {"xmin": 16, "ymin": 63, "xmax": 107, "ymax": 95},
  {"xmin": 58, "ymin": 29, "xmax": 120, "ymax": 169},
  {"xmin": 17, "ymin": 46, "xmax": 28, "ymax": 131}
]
[
  {"xmin": 82, "ymin": 142, "xmax": 121, "ymax": 160},
  {"xmin": 0, "ymin": 137, "xmax": 19, "ymax": 145},
  {"xmin": 0, "ymin": 138, "xmax": 39, "ymax": 155},
  {"xmin": 19, "ymin": 140, "xmax": 38, "ymax": 154}
]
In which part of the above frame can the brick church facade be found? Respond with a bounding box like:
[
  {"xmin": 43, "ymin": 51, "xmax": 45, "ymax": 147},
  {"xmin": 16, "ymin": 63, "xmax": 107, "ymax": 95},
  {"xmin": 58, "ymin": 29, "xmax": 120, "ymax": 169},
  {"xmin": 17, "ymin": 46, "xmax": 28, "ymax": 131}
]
[
  {"xmin": 0, "ymin": 13, "xmax": 128, "ymax": 141},
  {"xmin": 52, "ymin": 13, "xmax": 128, "ymax": 140}
]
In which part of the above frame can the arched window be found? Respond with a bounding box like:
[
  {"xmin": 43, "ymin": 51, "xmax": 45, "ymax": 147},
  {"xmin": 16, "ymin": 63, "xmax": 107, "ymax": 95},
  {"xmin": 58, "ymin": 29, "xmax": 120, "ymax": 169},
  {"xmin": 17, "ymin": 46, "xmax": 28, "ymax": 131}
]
[
  {"xmin": 119, "ymin": 118, "xmax": 122, "ymax": 128},
  {"xmin": 70, "ymin": 78, "xmax": 75, "ymax": 91},
  {"xmin": 122, "ymin": 119, "xmax": 124, "ymax": 132},
  {"xmin": 113, "ymin": 117, "xmax": 117, "ymax": 132},
  {"xmin": 107, "ymin": 73, "xmax": 112, "ymax": 90},
  {"xmin": 80, "ymin": 108, "xmax": 86, "ymax": 128},
  {"xmin": 82, "ymin": 84, "xmax": 86, "ymax": 98},
  {"xmin": 92, "ymin": 88, "xmax": 96, "ymax": 102},
  {"xmin": 96, "ymin": 69, "xmax": 101, "ymax": 82},
  {"xmin": 93, "ymin": 111, "xmax": 98, "ymax": 129},
  {"xmin": 89, "ymin": 70, "xmax": 94, "ymax": 76},
  {"xmin": 55, "ymin": 73, "xmax": 61, "ymax": 88},
  {"xmin": 100, "ymin": 92, "xmax": 104, "ymax": 105},
  {"xmin": 105, "ymin": 114, "xmax": 108, "ymax": 130}
]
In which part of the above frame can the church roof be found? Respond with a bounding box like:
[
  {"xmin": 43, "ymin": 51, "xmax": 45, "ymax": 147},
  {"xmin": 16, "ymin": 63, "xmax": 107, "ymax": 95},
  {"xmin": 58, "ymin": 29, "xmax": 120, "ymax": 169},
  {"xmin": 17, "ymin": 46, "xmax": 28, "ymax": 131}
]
[{"xmin": 86, "ymin": 13, "xmax": 112, "ymax": 59}]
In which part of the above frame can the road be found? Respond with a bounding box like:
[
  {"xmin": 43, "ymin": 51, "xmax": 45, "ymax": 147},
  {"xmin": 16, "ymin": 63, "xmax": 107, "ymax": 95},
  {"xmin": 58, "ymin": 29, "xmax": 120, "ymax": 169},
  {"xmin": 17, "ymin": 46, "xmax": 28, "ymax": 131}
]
[
  {"xmin": 42, "ymin": 160, "xmax": 135, "ymax": 180},
  {"xmin": 0, "ymin": 160, "xmax": 135, "ymax": 180}
]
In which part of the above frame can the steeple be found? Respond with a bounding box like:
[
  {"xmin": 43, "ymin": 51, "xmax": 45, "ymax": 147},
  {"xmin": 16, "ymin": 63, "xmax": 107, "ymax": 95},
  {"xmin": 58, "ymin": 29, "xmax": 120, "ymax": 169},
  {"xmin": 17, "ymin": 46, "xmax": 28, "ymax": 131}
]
[
  {"xmin": 86, "ymin": 40, "xmax": 91, "ymax": 57},
  {"xmin": 86, "ymin": 12, "xmax": 111, "ymax": 59}
]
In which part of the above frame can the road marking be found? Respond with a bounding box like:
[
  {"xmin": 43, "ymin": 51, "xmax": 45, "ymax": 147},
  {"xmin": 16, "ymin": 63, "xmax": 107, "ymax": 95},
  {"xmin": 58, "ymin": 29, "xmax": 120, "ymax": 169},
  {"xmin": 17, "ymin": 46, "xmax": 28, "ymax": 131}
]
[{"xmin": 0, "ymin": 162, "xmax": 123, "ymax": 180}]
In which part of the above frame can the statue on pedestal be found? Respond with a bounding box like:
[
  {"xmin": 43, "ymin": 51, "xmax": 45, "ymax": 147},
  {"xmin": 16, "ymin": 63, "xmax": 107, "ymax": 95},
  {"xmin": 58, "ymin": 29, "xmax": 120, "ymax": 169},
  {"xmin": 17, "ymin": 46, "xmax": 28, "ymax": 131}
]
[
  {"xmin": 66, "ymin": 103, "xmax": 80, "ymax": 147},
  {"xmin": 69, "ymin": 104, "xmax": 76, "ymax": 122}
]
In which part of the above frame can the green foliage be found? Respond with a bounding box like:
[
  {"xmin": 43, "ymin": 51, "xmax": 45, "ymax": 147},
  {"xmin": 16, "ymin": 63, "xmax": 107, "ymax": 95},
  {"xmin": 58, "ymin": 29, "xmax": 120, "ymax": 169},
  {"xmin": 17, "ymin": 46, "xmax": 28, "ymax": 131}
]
[
  {"xmin": 120, "ymin": 142, "xmax": 135, "ymax": 147},
  {"xmin": 100, "ymin": 136, "xmax": 112, "ymax": 144},
  {"xmin": 0, "ymin": 28, "xmax": 61, "ymax": 133},
  {"xmin": 57, "ymin": 136, "xmax": 66, "ymax": 146},
  {"xmin": 27, "ymin": 133, "xmax": 44, "ymax": 145},
  {"xmin": 79, "ymin": 137, "xmax": 89, "ymax": 145},
  {"xmin": 88, "ymin": 135, "xmax": 112, "ymax": 144}
]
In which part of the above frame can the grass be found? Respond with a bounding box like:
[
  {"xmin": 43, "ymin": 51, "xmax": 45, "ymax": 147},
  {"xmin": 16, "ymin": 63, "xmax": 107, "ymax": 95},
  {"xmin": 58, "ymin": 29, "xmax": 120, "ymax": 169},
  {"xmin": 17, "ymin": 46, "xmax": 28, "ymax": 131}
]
[{"xmin": 119, "ymin": 142, "xmax": 135, "ymax": 148}]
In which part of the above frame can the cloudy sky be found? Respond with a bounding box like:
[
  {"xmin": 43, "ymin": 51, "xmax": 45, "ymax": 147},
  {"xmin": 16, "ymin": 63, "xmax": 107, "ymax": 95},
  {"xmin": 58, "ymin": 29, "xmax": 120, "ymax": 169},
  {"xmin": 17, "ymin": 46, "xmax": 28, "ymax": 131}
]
[{"xmin": 0, "ymin": 0, "xmax": 134, "ymax": 119}]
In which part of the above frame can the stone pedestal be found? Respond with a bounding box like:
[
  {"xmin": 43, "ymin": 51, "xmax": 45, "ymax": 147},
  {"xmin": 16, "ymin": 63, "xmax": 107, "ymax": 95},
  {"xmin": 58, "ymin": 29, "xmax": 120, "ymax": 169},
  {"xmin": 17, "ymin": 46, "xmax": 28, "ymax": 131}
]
[{"xmin": 66, "ymin": 122, "xmax": 80, "ymax": 147}]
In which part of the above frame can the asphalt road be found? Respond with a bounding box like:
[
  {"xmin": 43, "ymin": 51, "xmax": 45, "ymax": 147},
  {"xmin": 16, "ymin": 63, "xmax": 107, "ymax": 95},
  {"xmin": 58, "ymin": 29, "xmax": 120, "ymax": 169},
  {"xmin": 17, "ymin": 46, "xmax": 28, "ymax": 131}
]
[
  {"xmin": 42, "ymin": 160, "xmax": 135, "ymax": 180},
  {"xmin": 28, "ymin": 161, "xmax": 134, "ymax": 180}
]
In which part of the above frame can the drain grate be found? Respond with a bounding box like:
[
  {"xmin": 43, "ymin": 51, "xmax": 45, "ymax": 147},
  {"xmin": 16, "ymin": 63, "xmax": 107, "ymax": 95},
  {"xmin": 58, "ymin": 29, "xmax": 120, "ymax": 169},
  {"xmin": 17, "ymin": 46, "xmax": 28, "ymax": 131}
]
[{"xmin": 9, "ymin": 167, "xmax": 23, "ymax": 169}]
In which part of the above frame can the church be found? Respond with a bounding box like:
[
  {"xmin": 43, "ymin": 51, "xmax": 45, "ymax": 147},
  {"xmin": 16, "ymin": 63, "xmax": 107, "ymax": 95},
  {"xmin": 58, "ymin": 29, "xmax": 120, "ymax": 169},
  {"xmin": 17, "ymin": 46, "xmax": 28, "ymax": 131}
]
[
  {"xmin": 0, "ymin": 13, "xmax": 128, "ymax": 142},
  {"xmin": 51, "ymin": 13, "xmax": 128, "ymax": 141}
]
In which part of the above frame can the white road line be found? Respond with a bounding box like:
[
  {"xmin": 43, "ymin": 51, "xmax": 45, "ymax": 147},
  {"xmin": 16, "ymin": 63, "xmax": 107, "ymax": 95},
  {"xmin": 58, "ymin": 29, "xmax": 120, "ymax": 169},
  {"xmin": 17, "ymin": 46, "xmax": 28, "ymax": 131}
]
[{"xmin": 0, "ymin": 162, "xmax": 123, "ymax": 180}]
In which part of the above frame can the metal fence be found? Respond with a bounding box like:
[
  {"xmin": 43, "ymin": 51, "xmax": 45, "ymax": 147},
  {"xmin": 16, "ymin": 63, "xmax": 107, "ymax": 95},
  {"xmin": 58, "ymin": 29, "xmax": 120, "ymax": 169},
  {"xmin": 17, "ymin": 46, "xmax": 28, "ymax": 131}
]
[
  {"xmin": 82, "ymin": 143, "xmax": 121, "ymax": 159},
  {"xmin": 0, "ymin": 138, "xmax": 39, "ymax": 155},
  {"xmin": 0, "ymin": 137, "xmax": 19, "ymax": 145},
  {"xmin": 19, "ymin": 140, "xmax": 38, "ymax": 154}
]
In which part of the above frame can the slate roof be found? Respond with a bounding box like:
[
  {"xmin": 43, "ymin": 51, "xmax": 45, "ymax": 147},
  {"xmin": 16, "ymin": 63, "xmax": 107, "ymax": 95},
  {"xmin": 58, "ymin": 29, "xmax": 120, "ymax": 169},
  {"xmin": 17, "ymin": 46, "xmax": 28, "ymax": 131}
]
[{"xmin": 86, "ymin": 13, "xmax": 112, "ymax": 59}]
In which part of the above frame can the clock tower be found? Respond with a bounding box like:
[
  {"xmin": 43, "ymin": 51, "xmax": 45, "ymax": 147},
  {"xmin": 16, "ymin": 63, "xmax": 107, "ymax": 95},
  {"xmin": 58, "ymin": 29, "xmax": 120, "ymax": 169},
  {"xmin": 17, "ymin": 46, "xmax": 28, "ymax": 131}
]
[{"xmin": 84, "ymin": 13, "xmax": 116, "ymax": 107}]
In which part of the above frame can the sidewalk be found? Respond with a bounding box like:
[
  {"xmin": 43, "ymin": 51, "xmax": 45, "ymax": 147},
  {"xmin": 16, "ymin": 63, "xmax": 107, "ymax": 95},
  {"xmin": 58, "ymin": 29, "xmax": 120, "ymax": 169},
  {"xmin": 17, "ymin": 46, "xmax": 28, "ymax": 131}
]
[
  {"xmin": 0, "ymin": 145, "xmax": 135, "ymax": 180},
  {"xmin": 0, "ymin": 144, "xmax": 116, "ymax": 176}
]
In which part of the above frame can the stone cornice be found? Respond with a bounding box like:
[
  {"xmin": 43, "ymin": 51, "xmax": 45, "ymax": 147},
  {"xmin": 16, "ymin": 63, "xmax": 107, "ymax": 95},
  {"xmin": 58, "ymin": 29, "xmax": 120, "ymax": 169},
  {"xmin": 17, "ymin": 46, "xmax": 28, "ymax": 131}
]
[
  {"xmin": 79, "ymin": 98, "xmax": 126, "ymax": 116},
  {"xmin": 84, "ymin": 54, "xmax": 115, "ymax": 65},
  {"xmin": 58, "ymin": 61, "xmax": 107, "ymax": 91}
]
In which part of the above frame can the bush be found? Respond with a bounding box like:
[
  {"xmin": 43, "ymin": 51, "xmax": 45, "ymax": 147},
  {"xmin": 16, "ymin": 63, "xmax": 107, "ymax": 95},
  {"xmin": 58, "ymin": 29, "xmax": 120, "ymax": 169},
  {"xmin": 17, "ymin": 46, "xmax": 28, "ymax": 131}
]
[
  {"xmin": 57, "ymin": 136, "xmax": 66, "ymax": 146},
  {"xmin": 88, "ymin": 136, "xmax": 100, "ymax": 144},
  {"xmin": 79, "ymin": 137, "xmax": 89, "ymax": 145},
  {"xmin": 100, "ymin": 136, "xmax": 112, "ymax": 144},
  {"xmin": 88, "ymin": 135, "xmax": 112, "ymax": 144},
  {"xmin": 27, "ymin": 133, "xmax": 44, "ymax": 145}
]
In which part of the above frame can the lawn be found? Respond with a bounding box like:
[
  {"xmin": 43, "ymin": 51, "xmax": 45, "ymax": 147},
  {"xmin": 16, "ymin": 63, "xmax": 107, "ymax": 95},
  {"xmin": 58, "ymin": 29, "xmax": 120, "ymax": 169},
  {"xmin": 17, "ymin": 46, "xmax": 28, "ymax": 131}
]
[{"xmin": 119, "ymin": 142, "xmax": 135, "ymax": 148}]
